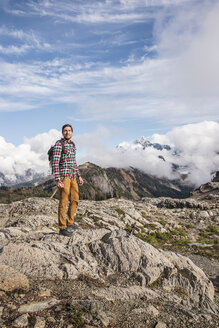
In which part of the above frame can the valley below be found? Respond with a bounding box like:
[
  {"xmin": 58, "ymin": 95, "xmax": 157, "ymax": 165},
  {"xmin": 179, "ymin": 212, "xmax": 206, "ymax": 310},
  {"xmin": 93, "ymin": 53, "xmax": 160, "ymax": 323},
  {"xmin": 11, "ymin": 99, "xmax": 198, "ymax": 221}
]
[{"xmin": 0, "ymin": 162, "xmax": 193, "ymax": 204}]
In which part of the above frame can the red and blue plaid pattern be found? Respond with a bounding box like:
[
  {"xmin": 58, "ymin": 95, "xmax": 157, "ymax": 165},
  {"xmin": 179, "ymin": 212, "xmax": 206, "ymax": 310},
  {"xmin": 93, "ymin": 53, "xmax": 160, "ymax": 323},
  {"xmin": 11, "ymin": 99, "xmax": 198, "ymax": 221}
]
[{"xmin": 52, "ymin": 138, "xmax": 81, "ymax": 181}]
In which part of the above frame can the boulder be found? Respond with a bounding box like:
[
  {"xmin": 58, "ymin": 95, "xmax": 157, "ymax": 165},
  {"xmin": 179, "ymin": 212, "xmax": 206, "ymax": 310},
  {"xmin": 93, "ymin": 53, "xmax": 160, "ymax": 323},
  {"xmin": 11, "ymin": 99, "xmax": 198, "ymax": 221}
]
[
  {"xmin": 0, "ymin": 264, "xmax": 29, "ymax": 292},
  {"xmin": 0, "ymin": 229, "xmax": 215, "ymax": 309}
]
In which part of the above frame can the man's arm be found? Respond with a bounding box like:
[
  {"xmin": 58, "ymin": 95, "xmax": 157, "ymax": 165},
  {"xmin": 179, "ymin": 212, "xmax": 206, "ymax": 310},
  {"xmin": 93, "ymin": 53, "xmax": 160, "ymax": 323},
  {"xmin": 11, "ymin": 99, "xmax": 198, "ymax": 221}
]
[
  {"xmin": 78, "ymin": 176, "xmax": 84, "ymax": 186},
  {"xmin": 73, "ymin": 146, "xmax": 84, "ymax": 186},
  {"xmin": 52, "ymin": 141, "xmax": 62, "ymax": 182}
]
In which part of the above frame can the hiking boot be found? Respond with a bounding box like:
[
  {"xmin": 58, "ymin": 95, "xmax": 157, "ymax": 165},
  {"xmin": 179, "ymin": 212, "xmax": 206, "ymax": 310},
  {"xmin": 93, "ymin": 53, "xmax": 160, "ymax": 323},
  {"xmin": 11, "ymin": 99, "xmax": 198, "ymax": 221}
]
[
  {"xmin": 59, "ymin": 228, "xmax": 73, "ymax": 237},
  {"xmin": 67, "ymin": 223, "xmax": 80, "ymax": 231}
]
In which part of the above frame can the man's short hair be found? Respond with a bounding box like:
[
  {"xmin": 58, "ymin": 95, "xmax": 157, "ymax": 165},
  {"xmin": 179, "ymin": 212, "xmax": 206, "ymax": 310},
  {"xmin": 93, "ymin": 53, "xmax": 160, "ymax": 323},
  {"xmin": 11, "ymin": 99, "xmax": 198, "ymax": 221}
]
[{"xmin": 62, "ymin": 124, "xmax": 73, "ymax": 132}]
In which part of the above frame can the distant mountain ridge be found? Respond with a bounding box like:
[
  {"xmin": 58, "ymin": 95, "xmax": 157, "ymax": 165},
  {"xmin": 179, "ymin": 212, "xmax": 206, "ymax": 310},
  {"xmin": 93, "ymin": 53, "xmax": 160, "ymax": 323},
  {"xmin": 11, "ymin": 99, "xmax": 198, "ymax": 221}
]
[
  {"xmin": 0, "ymin": 162, "xmax": 193, "ymax": 203},
  {"xmin": 78, "ymin": 162, "xmax": 192, "ymax": 200},
  {"xmin": 0, "ymin": 169, "xmax": 44, "ymax": 187}
]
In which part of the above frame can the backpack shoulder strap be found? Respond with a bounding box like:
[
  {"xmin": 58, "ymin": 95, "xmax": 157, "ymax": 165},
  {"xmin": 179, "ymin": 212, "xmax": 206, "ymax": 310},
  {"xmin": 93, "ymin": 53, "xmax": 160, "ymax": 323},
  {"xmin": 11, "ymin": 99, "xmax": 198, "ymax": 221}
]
[{"xmin": 60, "ymin": 139, "xmax": 65, "ymax": 152}]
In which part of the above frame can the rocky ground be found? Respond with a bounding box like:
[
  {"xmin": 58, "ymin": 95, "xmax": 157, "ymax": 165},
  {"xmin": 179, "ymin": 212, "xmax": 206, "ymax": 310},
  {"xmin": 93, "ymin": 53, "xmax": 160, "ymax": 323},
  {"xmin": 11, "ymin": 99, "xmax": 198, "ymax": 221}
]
[{"xmin": 0, "ymin": 195, "xmax": 218, "ymax": 328}]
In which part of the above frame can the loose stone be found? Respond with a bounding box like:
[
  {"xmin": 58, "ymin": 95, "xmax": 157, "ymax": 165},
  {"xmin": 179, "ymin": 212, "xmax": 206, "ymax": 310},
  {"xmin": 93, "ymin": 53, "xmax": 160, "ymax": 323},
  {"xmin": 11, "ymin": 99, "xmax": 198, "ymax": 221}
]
[
  {"xmin": 13, "ymin": 314, "xmax": 29, "ymax": 327},
  {"xmin": 18, "ymin": 299, "xmax": 60, "ymax": 313}
]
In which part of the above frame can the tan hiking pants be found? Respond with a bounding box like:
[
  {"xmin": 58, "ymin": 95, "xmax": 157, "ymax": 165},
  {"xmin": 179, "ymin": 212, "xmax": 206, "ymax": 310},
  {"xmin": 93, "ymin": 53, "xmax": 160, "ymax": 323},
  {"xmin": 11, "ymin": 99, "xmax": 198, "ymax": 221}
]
[{"xmin": 58, "ymin": 177, "xmax": 79, "ymax": 229}]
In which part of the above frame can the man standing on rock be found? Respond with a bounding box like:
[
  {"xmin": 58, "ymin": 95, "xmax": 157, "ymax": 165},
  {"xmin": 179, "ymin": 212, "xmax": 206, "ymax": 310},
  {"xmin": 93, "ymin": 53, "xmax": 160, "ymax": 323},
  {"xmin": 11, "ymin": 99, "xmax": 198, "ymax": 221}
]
[{"xmin": 52, "ymin": 124, "xmax": 83, "ymax": 237}]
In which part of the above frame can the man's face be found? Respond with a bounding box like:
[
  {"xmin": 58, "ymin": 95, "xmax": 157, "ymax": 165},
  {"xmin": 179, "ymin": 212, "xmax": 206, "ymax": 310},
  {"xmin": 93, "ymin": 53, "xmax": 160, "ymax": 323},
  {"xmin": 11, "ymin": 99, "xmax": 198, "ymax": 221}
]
[{"xmin": 62, "ymin": 127, "xmax": 73, "ymax": 140}]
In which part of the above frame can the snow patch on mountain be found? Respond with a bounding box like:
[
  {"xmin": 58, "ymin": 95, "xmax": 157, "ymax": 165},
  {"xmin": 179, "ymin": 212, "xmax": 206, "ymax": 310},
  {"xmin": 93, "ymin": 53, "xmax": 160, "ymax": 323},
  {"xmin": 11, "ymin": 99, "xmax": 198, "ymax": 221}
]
[{"xmin": 117, "ymin": 136, "xmax": 171, "ymax": 152}]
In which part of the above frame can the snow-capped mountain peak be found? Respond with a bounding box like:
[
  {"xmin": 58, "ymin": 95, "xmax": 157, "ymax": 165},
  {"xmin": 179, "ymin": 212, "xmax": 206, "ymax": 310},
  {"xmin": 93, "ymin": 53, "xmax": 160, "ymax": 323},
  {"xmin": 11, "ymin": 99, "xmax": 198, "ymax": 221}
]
[{"xmin": 117, "ymin": 136, "xmax": 171, "ymax": 151}]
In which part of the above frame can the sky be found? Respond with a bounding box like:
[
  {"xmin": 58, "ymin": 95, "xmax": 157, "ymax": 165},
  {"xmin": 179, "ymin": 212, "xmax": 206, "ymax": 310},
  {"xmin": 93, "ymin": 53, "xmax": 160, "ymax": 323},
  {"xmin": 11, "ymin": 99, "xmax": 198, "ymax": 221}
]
[{"xmin": 0, "ymin": 0, "xmax": 219, "ymax": 186}]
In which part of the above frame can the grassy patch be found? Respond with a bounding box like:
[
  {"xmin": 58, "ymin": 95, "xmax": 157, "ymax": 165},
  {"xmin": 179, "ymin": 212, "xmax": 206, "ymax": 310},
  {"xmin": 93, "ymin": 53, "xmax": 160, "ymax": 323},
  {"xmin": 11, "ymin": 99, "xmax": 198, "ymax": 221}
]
[
  {"xmin": 95, "ymin": 221, "xmax": 108, "ymax": 229},
  {"xmin": 172, "ymin": 237, "xmax": 191, "ymax": 246},
  {"xmin": 148, "ymin": 274, "xmax": 165, "ymax": 288},
  {"xmin": 207, "ymin": 225, "xmax": 219, "ymax": 235},
  {"xmin": 135, "ymin": 232, "xmax": 161, "ymax": 248},
  {"xmin": 174, "ymin": 287, "xmax": 188, "ymax": 299},
  {"xmin": 141, "ymin": 211, "xmax": 147, "ymax": 218},
  {"xmin": 194, "ymin": 245, "xmax": 219, "ymax": 259},
  {"xmin": 143, "ymin": 223, "xmax": 157, "ymax": 230},
  {"xmin": 92, "ymin": 216, "xmax": 101, "ymax": 223},
  {"xmin": 197, "ymin": 228, "xmax": 219, "ymax": 244},
  {"xmin": 171, "ymin": 227, "xmax": 187, "ymax": 237},
  {"xmin": 158, "ymin": 217, "xmax": 167, "ymax": 227},
  {"xmin": 179, "ymin": 222, "xmax": 194, "ymax": 229},
  {"xmin": 74, "ymin": 214, "xmax": 83, "ymax": 221},
  {"xmin": 108, "ymin": 220, "xmax": 118, "ymax": 226},
  {"xmin": 125, "ymin": 224, "xmax": 133, "ymax": 233},
  {"xmin": 79, "ymin": 223, "xmax": 91, "ymax": 229},
  {"xmin": 69, "ymin": 305, "xmax": 85, "ymax": 328},
  {"xmin": 115, "ymin": 208, "xmax": 125, "ymax": 216},
  {"xmin": 135, "ymin": 228, "xmax": 190, "ymax": 248}
]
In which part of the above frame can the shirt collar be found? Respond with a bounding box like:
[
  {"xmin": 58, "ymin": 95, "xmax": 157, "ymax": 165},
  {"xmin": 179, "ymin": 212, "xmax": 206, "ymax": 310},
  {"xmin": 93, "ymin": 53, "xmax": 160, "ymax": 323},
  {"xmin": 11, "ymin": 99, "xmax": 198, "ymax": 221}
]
[{"xmin": 62, "ymin": 137, "xmax": 72, "ymax": 144}]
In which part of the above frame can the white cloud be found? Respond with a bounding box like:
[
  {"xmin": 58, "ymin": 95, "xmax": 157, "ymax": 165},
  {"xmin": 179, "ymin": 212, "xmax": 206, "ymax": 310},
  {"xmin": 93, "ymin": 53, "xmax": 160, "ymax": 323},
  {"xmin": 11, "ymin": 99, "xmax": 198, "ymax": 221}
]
[
  {"xmin": 0, "ymin": 25, "xmax": 51, "ymax": 55},
  {"xmin": 0, "ymin": 98, "xmax": 35, "ymax": 112},
  {"xmin": 0, "ymin": 138, "xmax": 44, "ymax": 182},
  {"xmin": 64, "ymin": 121, "xmax": 219, "ymax": 187},
  {"xmin": 0, "ymin": 44, "xmax": 31, "ymax": 54},
  {"xmin": 0, "ymin": 50, "xmax": 218, "ymax": 122},
  {"xmin": 0, "ymin": 25, "xmax": 36, "ymax": 42},
  {"xmin": 0, "ymin": 26, "xmax": 27, "ymax": 39},
  {"xmin": 155, "ymin": 1, "xmax": 219, "ymax": 100},
  {"xmin": 151, "ymin": 121, "xmax": 219, "ymax": 185},
  {"xmin": 0, "ymin": 129, "xmax": 61, "ymax": 183},
  {"xmin": 0, "ymin": 121, "xmax": 218, "ymax": 186},
  {"xmin": 24, "ymin": 129, "xmax": 62, "ymax": 157},
  {"xmin": 4, "ymin": 0, "xmax": 188, "ymax": 24},
  {"xmin": 0, "ymin": 0, "xmax": 218, "ymax": 126}
]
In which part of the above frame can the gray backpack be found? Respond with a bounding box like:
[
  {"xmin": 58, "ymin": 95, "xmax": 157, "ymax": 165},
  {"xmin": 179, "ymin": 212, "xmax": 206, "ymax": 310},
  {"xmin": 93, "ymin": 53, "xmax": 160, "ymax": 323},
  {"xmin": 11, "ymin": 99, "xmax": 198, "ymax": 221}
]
[{"xmin": 47, "ymin": 139, "xmax": 65, "ymax": 166}]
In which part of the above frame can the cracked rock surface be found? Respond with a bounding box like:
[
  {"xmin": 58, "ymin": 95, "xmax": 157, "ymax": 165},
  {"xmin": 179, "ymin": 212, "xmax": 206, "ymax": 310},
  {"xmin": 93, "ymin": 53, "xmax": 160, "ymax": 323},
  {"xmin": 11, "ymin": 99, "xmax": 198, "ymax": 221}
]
[{"xmin": 0, "ymin": 196, "xmax": 218, "ymax": 327}]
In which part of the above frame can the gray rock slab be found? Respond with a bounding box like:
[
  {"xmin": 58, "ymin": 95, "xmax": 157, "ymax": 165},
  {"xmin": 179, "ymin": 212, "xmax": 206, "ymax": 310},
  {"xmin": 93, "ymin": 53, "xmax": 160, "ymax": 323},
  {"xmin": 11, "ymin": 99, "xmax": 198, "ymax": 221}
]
[
  {"xmin": 0, "ymin": 243, "xmax": 63, "ymax": 279},
  {"xmin": 0, "ymin": 228, "xmax": 215, "ymax": 309},
  {"xmin": 18, "ymin": 299, "xmax": 60, "ymax": 313},
  {"xmin": 92, "ymin": 286, "xmax": 158, "ymax": 301},
  {"xmin": 0, "ymin": 196, "xmax": 218, "ymax": 313}
]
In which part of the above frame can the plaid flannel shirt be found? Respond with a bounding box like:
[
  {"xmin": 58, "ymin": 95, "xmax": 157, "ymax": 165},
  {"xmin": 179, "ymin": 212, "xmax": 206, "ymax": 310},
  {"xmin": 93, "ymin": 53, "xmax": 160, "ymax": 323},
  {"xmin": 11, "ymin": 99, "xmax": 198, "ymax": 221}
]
[{"xmin": 52, "ymin": 138, "xmax": 81, "ymax": 181}]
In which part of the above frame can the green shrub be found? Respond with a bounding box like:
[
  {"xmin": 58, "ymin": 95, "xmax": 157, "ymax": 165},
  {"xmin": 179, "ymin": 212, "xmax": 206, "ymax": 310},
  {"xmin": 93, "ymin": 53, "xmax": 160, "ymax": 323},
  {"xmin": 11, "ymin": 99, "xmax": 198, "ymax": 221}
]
[
  {"xmin": 69, "ymin": 306, "xmax": 85, "ymax": 328},
  {"xmin": 172, "ymin": 237, "xmax": 191, "ymax": 246},
  {"xmin": 136, "ymin": 232, "xmax": 160, "ymax": 248},
  {"xmin": 172, "ymin": 227, "xmax": 186, "ymax": 237}
]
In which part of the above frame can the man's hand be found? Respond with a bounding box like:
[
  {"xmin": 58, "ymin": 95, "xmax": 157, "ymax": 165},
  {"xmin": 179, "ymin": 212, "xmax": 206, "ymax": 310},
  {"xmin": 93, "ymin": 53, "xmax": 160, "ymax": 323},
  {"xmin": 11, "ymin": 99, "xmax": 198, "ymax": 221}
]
[
  {"xmin": 57, "ymin": 180, "xmax": 64, "ymax": 189},
  {"xmin": 78, "ymin": 176, "xmax": 84, "ymax": 186}
]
